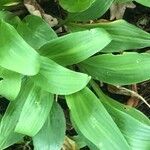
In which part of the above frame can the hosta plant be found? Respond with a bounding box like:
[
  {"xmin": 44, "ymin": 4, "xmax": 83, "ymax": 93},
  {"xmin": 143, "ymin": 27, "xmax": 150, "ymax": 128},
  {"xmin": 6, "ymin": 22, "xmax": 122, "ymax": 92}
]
[{"xmin": 0, "ymin": 0, "xmax": 150, "ymax": 150}]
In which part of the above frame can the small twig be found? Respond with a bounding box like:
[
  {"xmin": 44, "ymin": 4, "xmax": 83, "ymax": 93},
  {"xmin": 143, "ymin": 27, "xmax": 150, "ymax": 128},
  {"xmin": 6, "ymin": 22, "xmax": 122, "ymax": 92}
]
[{"xmin": 108, "ymin": 85, "xmax": 150, "ymax": 108}]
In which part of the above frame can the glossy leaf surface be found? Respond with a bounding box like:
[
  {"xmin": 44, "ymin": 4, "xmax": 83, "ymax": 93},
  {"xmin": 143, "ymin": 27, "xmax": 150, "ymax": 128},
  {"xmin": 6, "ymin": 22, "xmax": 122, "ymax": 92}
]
[
  {"xmin": 0, "ymin": 20, "xmax": 40, "ymax": 75},
  {"xmin": 0, "ymin": 67, "xmax": 22, "ymax": 100},
  {"xmin": 67, "ymin": 0, "xmax": 113, "ymax": 21},
  {"xmin": 0, "ymin": 0, "xmax": 21, "ymax": 7},
  {"xmin": 15, "ymin": 86, "xmax": 54, "ymax": 136},
  {"xmin": 33, "ymin": 101, "xmax": 65, "ymax": 150},
  {"xmin": 59, "ymin": 0, "xmax": 95, "ymax": 13},
  {"xmin": 0, "ymin": 80, "xmax": 34, "ymax": 149},
  {"xmin": 80, "ymin": 52, "xmax": 150, "ymax": 85},
  {"xmin": 68, "ymin": 20, "xmax": 150, "ymax": 52},
  {"xmin": 39, "ymin": 28, "xmax": 111, "ymax": 66},
  {"xmin": 17, "ymin": 15, "xmax": 57, "ymax": 50},
  {"xmin": 31, "ymin": 57, "xmax": 90, "ymax": 95},
  {"xmin": 66, "ymin": 88, "xmax": 130, "ymax": 150},
  {"xmin": 0, "ymin": 11, "xmax": 20, "ymax": 27},
  {"xmin": 98, "ymin": 90, "xmax": 150, "ymax": 150},
  {"xmin": 136, "ymin": 0, "xmax": 150, "ymax": 7}
]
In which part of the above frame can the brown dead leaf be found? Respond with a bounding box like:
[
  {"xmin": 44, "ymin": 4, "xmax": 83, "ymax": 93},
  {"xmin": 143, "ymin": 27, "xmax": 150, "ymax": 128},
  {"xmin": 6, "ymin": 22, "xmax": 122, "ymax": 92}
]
[
  {"xmin": 62, "ymin": 136, "xmax": 79, "ymax": 150},
  {"xmin": 110, "ymin": 2, "xmax": 136, "ymax": 20},
  {"xmin": 108, "ymin": 85, "xmax": 150, "ymax": 108},
  {"xmin": 24, "ymin": 0, "xmax": 58, "ymax": 27},
  {"xmin": 127, "ymin": 84, "xmax": 139, "ymax": 107},
  {"xmin": 127, "ymin": 97, "xmax": 139, "ymax": 107}
]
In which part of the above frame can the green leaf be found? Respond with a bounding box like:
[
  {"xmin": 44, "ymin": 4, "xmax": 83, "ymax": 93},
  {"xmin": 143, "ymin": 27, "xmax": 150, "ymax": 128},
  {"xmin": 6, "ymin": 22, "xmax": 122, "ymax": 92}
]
[
  {"xmin": 114, "ymin": 0, "xmax": 133, "ymax": 3},
  {"xmin": 17, "ymin": 15, "xmax": 57, "ymax": 50},
  {"xmin": 67, "ymin": 0, "xmax": 113, "ymax": 21},
  {"xmin": 39, "ymin": 28, "xmax": 111, "ymax": 66},
  {"xmin": 33, "ymin": 101, "xmax": 66, "ymax": 150},
  {"xmin": 31, "ymin": 56, "xmax": 91, "ymax": 95},
  {"xmin": 66, "ymin": 88, "xmax": 130, "ymax": 150},
  {"xmin": 59, "ymin": 0, "xmax": 95, "ymax": 13},
  {"xmin": 0, "ymin": 0, "xmax": 21, "ymax": 7},
  {"xmin": 0, "ymin": 11, "xmax": 21, "ymax": 27},
  {"xmin": 98, "ymin": 89, "xmax": 150, "ymax": 150},
  {"xmin": 0, "ymin": 67, "xmax": 22, "ymax": 100},
  {"xmin": 135, "ymin": 0, "xmax": 150, "ymax": 7},
  {"xmin": 0, "ymin": 20, "xmax": 40, "ymax": 75},
  {"xmin": 0, "ymin": 80, "xmax": 34, "ymax": 149},
  {"xmin": 73, "ymin": 135, "xmax": 87, "ymax": 149},
  {"xmin": 80, "ymin": 52, "xmax": 150, "ymax": 85},
  {"xmin": 15, "ymin": 85, "xmax": 54, "ymax": 137},
  {"xmin": 68, "ymin": 20, "xmax": 150, "ymax": 52}
]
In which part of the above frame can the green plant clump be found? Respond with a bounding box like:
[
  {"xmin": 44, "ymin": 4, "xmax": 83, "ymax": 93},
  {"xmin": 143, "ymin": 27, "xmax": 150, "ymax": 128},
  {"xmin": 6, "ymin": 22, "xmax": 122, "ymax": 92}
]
[{"xmin": 0, "ymin": 0, "xmax": 150, "ymax": 150}]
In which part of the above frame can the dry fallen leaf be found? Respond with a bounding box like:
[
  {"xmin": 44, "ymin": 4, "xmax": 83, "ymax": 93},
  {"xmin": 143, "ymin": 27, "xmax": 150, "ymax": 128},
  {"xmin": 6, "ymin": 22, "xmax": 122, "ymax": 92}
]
[
  {"xmin": 127, "ymin": 84, "xmax": 139, "ymax": 107},
  {"xmin": 110, "ymin": 2, "xmax": 136, "ymax": 20},
  {"xmin": 108, "ymin": 85, "xmax": 150, "ymax": 108},
  {"xmin": 62, "ymin": 136, "xmax": 79, "ymax": 150},
  {"xmin": 24, "ymin": 0, "xmax": 58, "ymax": 27}
]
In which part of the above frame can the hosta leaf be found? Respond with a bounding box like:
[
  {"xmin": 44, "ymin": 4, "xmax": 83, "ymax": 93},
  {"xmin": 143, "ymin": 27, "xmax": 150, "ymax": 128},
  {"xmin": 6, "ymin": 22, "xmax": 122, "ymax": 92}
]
[
  {"xmin": 98, "ymin": 89, "xmax": 150, "ymax": 150},
  {"xmin": 68, "ymin": 20, "xmax": 150, "ymax": 52},
  {"xmin": 31, "ymin": 57, "xmax": 90, "ymax": 95},
  {"xmin": 67, "ymin": 0, "xmax": 113, "ymax": 21},
  {"xmin": 17, "ymin": 15, "xmax": 57, "ymax": 50},
  {"xmin": 39, "ymin": 28, "xmax": 111, "ymax": 66},
  {"xmin": 91, "ymin": 80, "xmax": 150, "ymax": 125},
  {"xmin": 66, "ymin": 88, "xmax": 130, "ymax": 150},
  {"xmin": 0, "ymin": 0, "xmax": 21, "ymax": 7},
  {"xmin": 0, "ymin": 80, "xmax": 34, "ymax": 149},
  {"xmin": 0, "ymin": 20, "xmax": 40, "ymax": 75},
  {"xmin": 73, "ymin": 135, "xmax": 87, "ymax": 149},
  {"xmin": 0, "ymin": 67, "xmax": 22, "ymax": 100},
  {"xmin": 33, "ymin": 101, "xmax": 66, "ymax": 150},
  {"xmin": 59, "ymin": 0, "xmax": 95, "ymax": 13},
  {"xmin": 0, "ymin": 11, "xmax": 21, "ymax": 27},
  {"xmin": 135, "ymin": 0, "xmax": 150, "ymax": 7},
  {"xmin": 0, "ymin": 115, "xmax": 2, "ymax": 121},
  {"xmin": 80, "ymin": 52, "xmax": 150, "ymax": 85},
  {"xmin": 15, "ymin": 85, "xmax": 54, "ymax": 136},
  {"xmin": 114, "ymin": 0, "xmax": 133, "ymax": 3}
]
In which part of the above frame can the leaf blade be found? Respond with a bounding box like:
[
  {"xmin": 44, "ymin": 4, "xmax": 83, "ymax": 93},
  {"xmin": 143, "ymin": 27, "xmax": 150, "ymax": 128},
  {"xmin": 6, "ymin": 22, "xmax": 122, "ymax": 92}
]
[
  {"xmin": 135, "ymin": 0, "xmax": 150, "ymax": 7},
  {"xmin": 17, "ymin": 15, "xmax": 57, "ymax": 50},
  {"xmin": 99, "ymin": 90, "xmax": 150, "ymax": 150},
  {"xmin": 59, "ymin": 0, "xmax": 95, "ymax": 13},
  {"xmin": 33, "ymin": 101, "xmax": 66, "ymax": 150},
  {"xmin": 80, "ymin": 52, "xmax": 150, "ymax": 85},
  {"xmin": 68, "ymin": 20, "xmax": 150, "ymax": 52},
  {"xmin": 0, "ymin": 80, "xmax": 34, "ymax": 149},
  {"xmin": 15, "ymin": 85, "xmax": 54, "ymax": 136},
  {"xmin": 66, "ymin": 88, "xmax": 130, "ymax": 150},
  {"xmin": 67, "ymin": 0, "xmax": 113, "ymax": 21},
  {"xmin": 0, "ymin": 67, "xmax": 22, "ymax": 100},
  {"xmin": 31, "ymin": 57, "xmax": 91, "ymax": 95},
  {"xmin": 0, "ymin": 20, "xmax": 40, "ymax": 75},
  {"xmin": 39, "ymin": 28, "xmax": 111, "ymax": 66}
]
